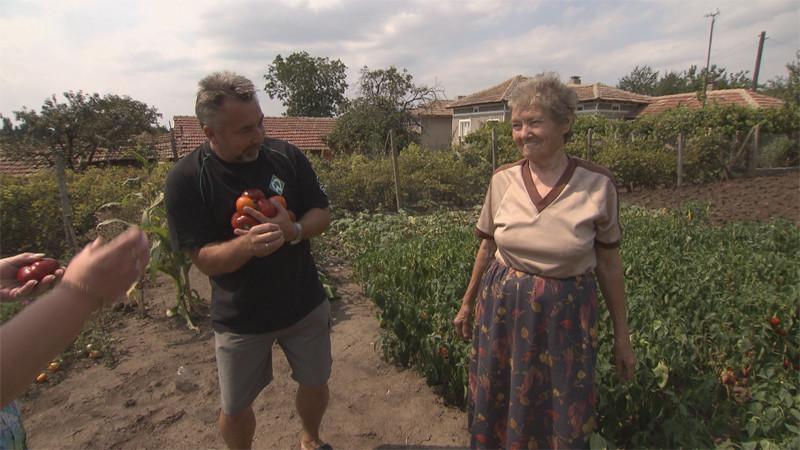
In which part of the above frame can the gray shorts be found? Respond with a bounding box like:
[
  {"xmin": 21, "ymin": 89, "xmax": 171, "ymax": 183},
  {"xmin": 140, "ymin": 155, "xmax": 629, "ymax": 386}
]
[{"xmin": 214, "ymin": 300, "xmax": 332, "ymax": 415}]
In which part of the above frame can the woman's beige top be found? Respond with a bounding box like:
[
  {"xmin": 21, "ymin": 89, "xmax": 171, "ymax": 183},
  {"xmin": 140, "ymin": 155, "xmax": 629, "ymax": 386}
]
[{"xmin": 476, "ymin": 157, "xmax": 621, "ymax": 278}]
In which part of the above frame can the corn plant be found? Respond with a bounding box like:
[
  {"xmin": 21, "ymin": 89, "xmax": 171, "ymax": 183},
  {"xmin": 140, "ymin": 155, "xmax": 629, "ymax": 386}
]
[{"xmin": 98, "ymin": 151, "xmax": 207, "ymax": 331}]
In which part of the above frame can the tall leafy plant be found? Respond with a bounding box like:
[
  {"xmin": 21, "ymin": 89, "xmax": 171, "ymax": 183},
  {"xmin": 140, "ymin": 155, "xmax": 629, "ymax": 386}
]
[{"xmin": 98, "ymin": 151, "xmax": 206, "ymax": 331}]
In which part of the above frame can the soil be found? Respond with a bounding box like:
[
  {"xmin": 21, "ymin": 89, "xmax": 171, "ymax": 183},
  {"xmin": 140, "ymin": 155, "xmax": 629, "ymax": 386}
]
[{"xmin": 18, "ymin": 171, "xmax": 798, "ymax": 449}]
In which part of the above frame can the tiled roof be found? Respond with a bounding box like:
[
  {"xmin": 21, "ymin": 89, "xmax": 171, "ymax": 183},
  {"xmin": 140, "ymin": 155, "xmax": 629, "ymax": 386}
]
[
  {"xmin": 636, "ymin": 89, "xmax": 785, "ymax": 117},
  {"xmin": 172, "ymin": 115, "xmax": 336, "ymax": 158},
  {"xmin": 567, "ymin": 81, "xmax": 652, "ymax": 103},
  {"xmin": 411, "ymin": 99, "xmax": 455, "ymax": 117},
  {"xmin": 448, "ymin": 75, "xmax": 525, "ymax": 108},
  {"xmin": 0, "ymin": 134, "xmax": 173, "ymax": 176},
  {"xmin": 447, "ymin": 75, "xmax": 652, "ymax": 109},
  {"xmin": 0, "ymin": 154, "xmax": 51, "ymax": 176}
]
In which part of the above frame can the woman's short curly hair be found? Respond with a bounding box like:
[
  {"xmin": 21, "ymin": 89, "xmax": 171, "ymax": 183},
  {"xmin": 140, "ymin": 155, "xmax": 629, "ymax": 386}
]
[
  {"xmin": 195, "ymin": 71, "xmax": 258, "ymax": 130},
  {"xmin": 507, "ymin": 72, "xmax": 578, "ymax": 142}
]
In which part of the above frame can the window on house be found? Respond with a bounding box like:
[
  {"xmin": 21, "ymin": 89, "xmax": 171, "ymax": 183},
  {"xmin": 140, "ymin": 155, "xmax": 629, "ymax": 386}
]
[{"xmin": 459, "ymin": 120, "xmax": 471, "ymax": 138}]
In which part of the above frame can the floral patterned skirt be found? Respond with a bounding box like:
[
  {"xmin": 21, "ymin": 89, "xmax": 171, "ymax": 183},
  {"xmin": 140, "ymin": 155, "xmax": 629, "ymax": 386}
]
[{"xmin": 469, "ymin": 260, "xmax": 599, "ymax": 449}]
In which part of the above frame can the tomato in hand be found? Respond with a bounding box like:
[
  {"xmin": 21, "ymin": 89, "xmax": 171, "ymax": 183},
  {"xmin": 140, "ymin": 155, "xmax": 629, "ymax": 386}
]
[
  {"xmin": 236, "ymin": 196, "xmax": 256, "ymax": 214},
  {"xmin": 241, "ymin": 189, "xmax": 265, "ymax": 200},
  {"xmin": 256, "ymin": 198, "xmax": 277, "ymax": 218},
  {"xmin": 17, "ymin": 258, "xmax": 59, "ymax": 283},
  {"xmin": 231, "ymin": 212, "xmax": 259, "ymax": 230},
  {"xmin": 271, "ymin": 195, "xmax": 287, "ymax": 209}
]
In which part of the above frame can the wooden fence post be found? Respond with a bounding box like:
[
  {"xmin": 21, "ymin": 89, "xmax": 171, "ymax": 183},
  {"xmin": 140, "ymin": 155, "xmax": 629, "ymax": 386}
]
[
  {"xmin": 677, "ymin": 134, "xmax": 685, "ymax": 188},
  {"xmin": 491, "ymin": 127, "xmax": 498, "ymax": 172},
  {"xmin": 748, "ymin": 124, "xmax": 760, "ymax": 176},
  {"xmin": 389, "ymin": 130, "xmax": 403, "ymax": 211},
  {"xmin": 54, "ymin": 154, "xmax": 79, "ymax": 254},
  {"xmin": 586, "ymin": 128, "xmax": 593, "ymax": 163}
]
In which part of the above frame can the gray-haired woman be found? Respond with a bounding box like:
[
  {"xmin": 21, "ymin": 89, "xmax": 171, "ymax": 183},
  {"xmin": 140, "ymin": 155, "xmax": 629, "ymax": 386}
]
[{"xmin": 454, "ymin": 72, "xmax": 636, "ymax": 449}]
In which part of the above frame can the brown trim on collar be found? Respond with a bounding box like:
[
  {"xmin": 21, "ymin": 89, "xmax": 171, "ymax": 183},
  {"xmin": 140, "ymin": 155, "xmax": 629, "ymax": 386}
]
[{"xmin": 521, "ymin": 157, "xmax": 577, "ymax": 213}]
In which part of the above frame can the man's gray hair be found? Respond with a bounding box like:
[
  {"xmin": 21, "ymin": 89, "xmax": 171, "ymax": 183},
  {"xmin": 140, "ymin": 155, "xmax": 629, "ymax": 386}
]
[{"xmin": 195, "ymin": 71, "xmax": 258, "ymax": 129}]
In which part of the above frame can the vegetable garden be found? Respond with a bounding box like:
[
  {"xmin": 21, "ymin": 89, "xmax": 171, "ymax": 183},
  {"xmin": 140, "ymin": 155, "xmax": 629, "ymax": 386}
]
[
  {"xmin": 1, "ymin": 101, "xmax": 798, "ymax": 448},
  {"xmin": 321, "ymin": 204, "xmax": 799, "ymax": 449}
]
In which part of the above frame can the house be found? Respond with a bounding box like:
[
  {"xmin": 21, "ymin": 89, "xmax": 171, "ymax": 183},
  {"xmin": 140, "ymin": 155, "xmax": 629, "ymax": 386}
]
[
  {"xmin": 445, "ymin": 75, "xmax": 652, "ymax": 145},
  {"xmin": 410, "ymin": 99, "xmax": 455, "ymax": 151},
  {"xmin": 0, "ymin": 116, "xmax": 338, "ymax": 175}
]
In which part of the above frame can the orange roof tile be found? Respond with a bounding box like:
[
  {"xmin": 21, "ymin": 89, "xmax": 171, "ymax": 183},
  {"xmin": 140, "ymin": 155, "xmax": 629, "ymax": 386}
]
[
  {"xmin": 412, "ymin": 99, "xmax": 455, "ymax": 117},
  {"xmin": 172, "ymin": 115, "xmax": 336, "ymax": 158},
  {"xmin": 448, "ymin": 75, "xmax": 651, "ymax": 109},
  {"xmin": 0, "ymin": 154, "xmax": 51, "ymax": 176},
  {"xmin": 636, "ymin": 89, "xmax": 785, "ymax": 117}
]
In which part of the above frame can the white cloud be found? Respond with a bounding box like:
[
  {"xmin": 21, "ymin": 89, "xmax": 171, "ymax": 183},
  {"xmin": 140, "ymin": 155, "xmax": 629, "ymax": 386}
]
[{"xmin": 0, "ymin": 0, "xmax": 797, "ymax": 126}]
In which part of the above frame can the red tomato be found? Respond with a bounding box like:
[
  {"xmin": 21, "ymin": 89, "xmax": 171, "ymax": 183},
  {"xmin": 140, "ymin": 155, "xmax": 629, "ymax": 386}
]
[
  {"xmin": 768, "ymin": 317, "xmax": 780, "ymax": 327},
  {"xmin": 257, "ymin": 198, "xmax": 277, "ymax": 218},
  {"xmin": 241, "ymin": 189, "xmax": 265, "ymax": 200},
  {"xmin": 16, "ymin": 258, "xmax": 59, "ymax": 283},
  {"xmin": 236, "ymin": 196, "xmax": 256, "ymax": 214},
  {"xmin": 271, "ymin": 195, "xmax": 287, "ymax": 209},
  {"xmin": 230, "ymin": 212, "xmax": 259, "ymax": 230}
]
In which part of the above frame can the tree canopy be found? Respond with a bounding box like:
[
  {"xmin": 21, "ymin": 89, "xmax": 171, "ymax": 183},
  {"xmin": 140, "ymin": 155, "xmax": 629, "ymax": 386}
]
[
  {"xmin": 1, "ymin": 91, "xmax": 162, "ymax": 171},
  {"xmin": 617, "ymin": 64, "xmax": 753, "ymax": 96},
  {"xmin": 263, "ymin": 51, "xmax": 348, "ymax": 117},
  {"xmin": 324, "ymin": 66, "xmax": 442, "ymax": 155},
  {"xmin": 762, "ymin": 50, "xmax": 800, "ymax": 107}
]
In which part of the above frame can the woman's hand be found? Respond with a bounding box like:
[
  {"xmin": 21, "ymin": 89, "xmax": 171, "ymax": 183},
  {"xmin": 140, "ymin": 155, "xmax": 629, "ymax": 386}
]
[
  {"xmin": 61, "ymin": 228, "xmax": 150, "ymax": 307},
  {"xmin": 0, "ymin": 253, "xmax": 65, "ymax": 302},
  {"xmin": 613, "ymin": 339, "xmax": 637, "ymax": 383},
  {"xmin": 454, "ymin": 302, "xmax": 474, "ymax": 341}
]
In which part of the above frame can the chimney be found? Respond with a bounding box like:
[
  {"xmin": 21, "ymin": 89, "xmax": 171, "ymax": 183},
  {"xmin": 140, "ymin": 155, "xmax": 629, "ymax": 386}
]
[{"xmin": 569, "ymin": 76, "xmax": 581, "ymax": 85}]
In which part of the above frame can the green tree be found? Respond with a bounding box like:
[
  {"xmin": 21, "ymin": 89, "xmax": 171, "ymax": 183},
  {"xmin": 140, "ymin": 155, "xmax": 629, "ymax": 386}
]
[
  {"xmin": 1, "ymin": 91, "xmax": 162, "ymax": 171},
  {"xmin": 762, "ymin": 50, "xmax": 800, "ymax": 107},
  {"xmin": 325, "ymin": 66, "xmax": 441, "ymax": 155},
  {"xmin": 263, "ymin": 51, "xmax": 348, "ymax": 117},
  {"xmin": 617, "ymin": 65, "xmax": 659, "ymax": 95}
]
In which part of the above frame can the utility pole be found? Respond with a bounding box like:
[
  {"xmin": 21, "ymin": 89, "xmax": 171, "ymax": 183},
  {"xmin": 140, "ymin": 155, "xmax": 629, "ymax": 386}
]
[
  {"xmin": 752, "ymin": 31, "xmax": 766, "ymax": 91},
  {"xmin": 702, "ymin": 9, "xmax": 720, "ymax": 106}
]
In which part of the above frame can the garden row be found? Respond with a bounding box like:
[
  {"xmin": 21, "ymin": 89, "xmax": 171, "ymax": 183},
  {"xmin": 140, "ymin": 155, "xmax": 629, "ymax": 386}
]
[{"xmin": 321, "ymin": 204, "xmax": 799, "ymax": 449}]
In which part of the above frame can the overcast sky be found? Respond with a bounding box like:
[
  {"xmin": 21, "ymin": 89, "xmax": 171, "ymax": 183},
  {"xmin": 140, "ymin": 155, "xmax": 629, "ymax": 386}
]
[{"xmin": 1, "ymin": 0, "xmax": 797, "ymax": 127}]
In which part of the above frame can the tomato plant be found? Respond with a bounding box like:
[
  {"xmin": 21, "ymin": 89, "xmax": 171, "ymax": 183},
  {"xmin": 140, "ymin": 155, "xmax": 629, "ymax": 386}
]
[{"xmin": 324, "ymin": 203, "xmax": 799, "ymax": 448}]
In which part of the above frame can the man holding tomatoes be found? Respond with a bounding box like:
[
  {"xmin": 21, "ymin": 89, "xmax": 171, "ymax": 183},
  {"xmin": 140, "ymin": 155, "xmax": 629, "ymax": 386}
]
[{"xmin": 163, "ymin": 71, "xmax": 332, "ymax": 450}]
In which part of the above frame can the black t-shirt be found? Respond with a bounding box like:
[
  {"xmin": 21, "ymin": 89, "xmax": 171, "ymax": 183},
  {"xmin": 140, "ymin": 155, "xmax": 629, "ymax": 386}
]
[{"xmin": 164, "ymin": 138, "xmax": 329, "ymax": 333}]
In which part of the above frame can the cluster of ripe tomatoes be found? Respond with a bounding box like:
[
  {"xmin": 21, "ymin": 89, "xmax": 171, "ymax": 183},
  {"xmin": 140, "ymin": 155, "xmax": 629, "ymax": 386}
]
[{"xmin": 230, "ymin": 188, "xmax": 295, "ymax": 230}]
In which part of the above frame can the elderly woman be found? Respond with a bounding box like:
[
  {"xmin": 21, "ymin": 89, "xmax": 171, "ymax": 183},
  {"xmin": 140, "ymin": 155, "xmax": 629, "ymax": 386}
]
[{"xmin": 454, "ymin": 72, "xmax": 636, "ymax": 449}]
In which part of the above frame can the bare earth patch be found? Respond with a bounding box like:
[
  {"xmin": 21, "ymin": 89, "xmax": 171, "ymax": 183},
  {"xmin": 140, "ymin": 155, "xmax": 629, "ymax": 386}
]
[{"xmin": 18, "ymin": 171, "xmax": 798, "ymax": 449}]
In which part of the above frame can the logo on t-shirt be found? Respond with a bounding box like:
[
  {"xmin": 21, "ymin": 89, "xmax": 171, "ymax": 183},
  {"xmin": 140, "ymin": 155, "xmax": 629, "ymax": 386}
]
[{"xmin": 270, "ymin": 175, "xmax": 285, "ymax": 195}]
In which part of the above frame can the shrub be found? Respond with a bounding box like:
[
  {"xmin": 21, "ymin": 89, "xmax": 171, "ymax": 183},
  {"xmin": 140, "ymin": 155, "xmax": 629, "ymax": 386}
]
[{"xmin": 0, "ymin": 165, "xmax": 152, "ymax": 260}]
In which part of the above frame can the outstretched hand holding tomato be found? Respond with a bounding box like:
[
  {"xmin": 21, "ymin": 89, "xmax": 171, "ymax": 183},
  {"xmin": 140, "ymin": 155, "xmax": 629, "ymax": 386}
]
[{"xmin": 0, "ymin": 253, "xmax": 65, "ymax": 302}]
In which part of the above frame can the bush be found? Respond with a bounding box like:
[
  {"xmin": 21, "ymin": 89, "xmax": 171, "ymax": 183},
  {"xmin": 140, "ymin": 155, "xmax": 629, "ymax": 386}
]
[
  {"xmin": 311, "ymin": 144, "xmax": 490, "ymax": 213},
  {"xmin": 0, "ymin": 165, "xmax": 154, "ymax": 260},
  {"xmin": 593, "ymin": 139, "xmax": 676, "ymax": 191},
  {"xmin": 760, "ymin": 135, "xmax": 800, "ymax": 168},
  {"xmin": 683, "ymin": 134, "xmax": 727, "ymax": 182}
]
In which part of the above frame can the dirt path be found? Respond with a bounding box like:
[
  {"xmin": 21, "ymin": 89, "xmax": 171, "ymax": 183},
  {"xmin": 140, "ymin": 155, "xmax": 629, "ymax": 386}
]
[{"xmin": 20, "ymin": 263, "xmax": 468, "ymax": 449}]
